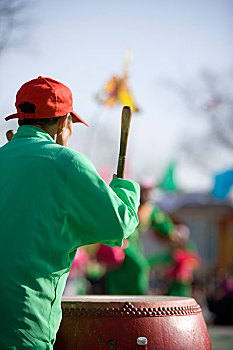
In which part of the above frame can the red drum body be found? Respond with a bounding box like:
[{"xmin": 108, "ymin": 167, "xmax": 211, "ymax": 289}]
[{"xmin": 54, "ymin": 296, "xmax": 212, "ymax": 350}]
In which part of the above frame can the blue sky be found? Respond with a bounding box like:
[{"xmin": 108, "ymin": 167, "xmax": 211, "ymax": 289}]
[{"xmin": 0, "ymin": 0, "xmax": 232, "ymax": 190}]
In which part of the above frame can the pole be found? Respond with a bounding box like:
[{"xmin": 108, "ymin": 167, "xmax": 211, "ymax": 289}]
[{"xmin": 117, "ymin": 106, "xmax": 132, "ymax": 178}]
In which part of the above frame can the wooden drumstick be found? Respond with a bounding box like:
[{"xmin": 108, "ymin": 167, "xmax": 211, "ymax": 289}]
[{"xmin": 117, "ymin": 106, "xmax": 133, "ymax": 179}]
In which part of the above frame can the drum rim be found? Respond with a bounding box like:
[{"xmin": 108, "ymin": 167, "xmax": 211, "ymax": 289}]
[
  {"xmin": 61, "ymin": 296, "xmax": 202, "ymax": 318},
  {"xmin": 61, "ymin": 295, "xmax": 194, "ymax": 303}
]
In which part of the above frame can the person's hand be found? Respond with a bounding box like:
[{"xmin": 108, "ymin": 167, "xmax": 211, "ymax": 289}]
[
  {"xmin": 6, "ymin": 130, "xmax": 16, "ymax": 142},
  {"xmin": 171, "ymin": 225, "xmax": 190, "ymax": 245}
]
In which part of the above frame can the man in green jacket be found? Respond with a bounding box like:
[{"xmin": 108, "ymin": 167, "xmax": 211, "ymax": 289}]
[{"xmin": 0, "ymin": 76, "xmax": 140, "ymax": 349}]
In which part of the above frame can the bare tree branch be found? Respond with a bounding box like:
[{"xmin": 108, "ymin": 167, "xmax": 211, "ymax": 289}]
[
  {"xmin": 172, "ymin": 69, "xmax": 233, "ymax": 172},
  {"xmin": 0, "ymin": 0, "xmax": 30, "ymax": 56}
]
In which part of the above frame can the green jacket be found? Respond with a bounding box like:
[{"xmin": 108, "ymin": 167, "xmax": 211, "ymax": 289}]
[{"xmin": 0, "ymin": 125, "xmax": 140, "ymax": 349}]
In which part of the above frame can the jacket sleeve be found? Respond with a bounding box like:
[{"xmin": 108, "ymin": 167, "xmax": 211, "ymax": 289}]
[{"xmin": 65, "ymin": 153, "xmax": 140, "ymax": 248}]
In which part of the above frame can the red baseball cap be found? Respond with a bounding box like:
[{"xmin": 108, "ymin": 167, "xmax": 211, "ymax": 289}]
[{"xmin": 5, "ymin": 76, "xmax": 89, "ymax": 126}]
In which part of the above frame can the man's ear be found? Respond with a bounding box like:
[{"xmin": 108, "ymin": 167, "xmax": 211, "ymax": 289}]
[{"xmin": 58, "ymin": 115, "xmax": 68, "ymax": 131}]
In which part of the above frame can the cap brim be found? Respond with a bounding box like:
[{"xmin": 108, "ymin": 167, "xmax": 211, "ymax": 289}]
[
  {"xmin": 5, "ymin": 111, "xmax": 89, "ymax": 127},
  {"xmin": 71, "ymin": 111, "xmax": 89, "ymax": 126},
  {"xmin": 5, "ymin": 113, "xmax": 19, "ymax": 121}
]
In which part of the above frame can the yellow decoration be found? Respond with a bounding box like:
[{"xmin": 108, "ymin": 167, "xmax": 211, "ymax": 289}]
[{"xmin": 96, "ymin": 53, "xmax": 139, "ymax": 112}]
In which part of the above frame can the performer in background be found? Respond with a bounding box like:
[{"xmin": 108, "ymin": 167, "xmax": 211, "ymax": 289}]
[{"xmin": 166, "ymin": 225, "xmax": 201, "ymax": 297}]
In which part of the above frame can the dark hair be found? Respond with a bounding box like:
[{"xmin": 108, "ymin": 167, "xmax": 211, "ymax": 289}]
[{"xmin": 18, "ymin": 102, "xmax": 72, "ymax": 127}]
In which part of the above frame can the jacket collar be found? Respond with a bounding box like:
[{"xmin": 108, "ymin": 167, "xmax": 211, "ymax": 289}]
[{"xmin": 13, "ymin": 125, "xmax": 55, "ymax": 143}]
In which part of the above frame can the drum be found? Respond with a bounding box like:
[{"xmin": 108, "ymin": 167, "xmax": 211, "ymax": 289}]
[{"xmin": 54, "ymin": 295, "xmax": 212, "ymax": 350}]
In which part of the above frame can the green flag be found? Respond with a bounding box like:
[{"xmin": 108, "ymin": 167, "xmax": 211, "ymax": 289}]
[{"xmin": 158, "ymin": 161, "xmax": 178, "ymax": 192}]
